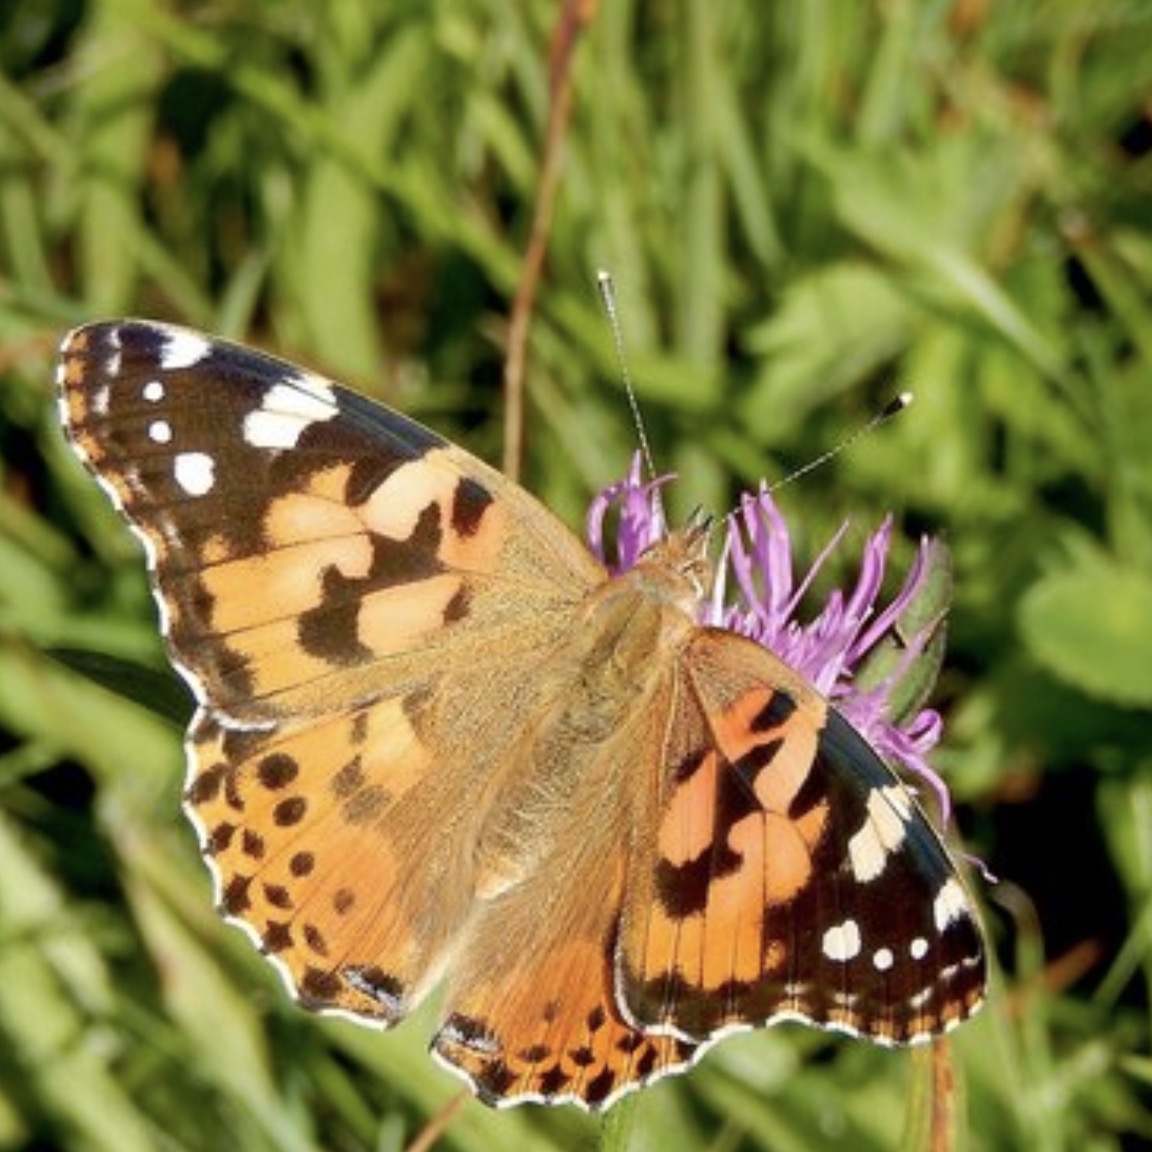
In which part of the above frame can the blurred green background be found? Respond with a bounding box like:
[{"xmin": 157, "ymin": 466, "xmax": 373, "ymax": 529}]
[{"xmin": 2, "ymin": 1, "xmax": 1151, "ymax": 1149}]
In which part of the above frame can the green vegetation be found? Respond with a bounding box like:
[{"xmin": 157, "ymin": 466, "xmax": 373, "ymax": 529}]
[{"xmin": 2, "ymin": 1, "xmax": 1150, "ymax": 1149}]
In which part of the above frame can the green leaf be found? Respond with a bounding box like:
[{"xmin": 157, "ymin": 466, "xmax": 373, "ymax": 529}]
[
  {"xmin": 1019, "ymin": 560, "xmax": 1152, "ymax": 708},
  {"xmin": 46, "ymin": 647, "xmax": 191, "ymax": 727}
]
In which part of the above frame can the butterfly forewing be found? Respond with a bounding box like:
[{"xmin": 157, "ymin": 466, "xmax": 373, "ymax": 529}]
[
  {"xmin": 59, "ymin": 322, "xmax": 601, "ymax": 718},
  {"xmin": 58, "ymin": 319, "xmax": 986, "ymax": 1113}
]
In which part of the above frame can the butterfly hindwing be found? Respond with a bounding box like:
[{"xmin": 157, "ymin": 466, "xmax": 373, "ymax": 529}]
[{"xmin": 429, "ymin": 747, "xmax": 698, "ymax": 1108}]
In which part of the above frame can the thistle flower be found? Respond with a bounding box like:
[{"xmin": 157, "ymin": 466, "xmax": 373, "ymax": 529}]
[
  {"xmin": 586, "ymin": 452, "xmax": 669, "ymax": 573},
  {"xmin": 586, "ymin": 455, "xmax": 955, "ymax": 826}
]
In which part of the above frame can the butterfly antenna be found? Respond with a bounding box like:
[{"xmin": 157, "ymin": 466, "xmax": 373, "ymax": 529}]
[
  {"xmin": 597, "ymin": 270, "xmax": 661, "ymax": 487},
  {"xmin": 597, "ymin": 270, "xmax": 667, "ymax": 533},
  {"xmin": 767, "ymin": 392, "xmax": 914, "ymax": 493}
]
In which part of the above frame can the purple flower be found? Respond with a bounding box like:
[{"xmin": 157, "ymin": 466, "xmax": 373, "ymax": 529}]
[
  {"xmin": 587, "ymin": 455, "xmax": 955, "ymax": 827},
  {"xmin": 586, "ymin": 452, "xmax": 669, "ymax": 574}
]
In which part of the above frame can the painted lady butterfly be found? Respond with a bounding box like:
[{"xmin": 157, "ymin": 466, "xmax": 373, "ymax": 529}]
[{"xmin": 58, "ymin": 320, "xmax": 985, "ymax": 1111}]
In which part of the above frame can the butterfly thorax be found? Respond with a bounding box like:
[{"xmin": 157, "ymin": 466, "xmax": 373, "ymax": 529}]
[{"xmin": 579, "ymin": 522, "xmax": 712, "ymax": 676}]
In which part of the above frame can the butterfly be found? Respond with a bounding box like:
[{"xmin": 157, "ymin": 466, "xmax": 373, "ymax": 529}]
[{"xmin": 57, "ymin": 320, "xmax": 986, "ymax": 1111}]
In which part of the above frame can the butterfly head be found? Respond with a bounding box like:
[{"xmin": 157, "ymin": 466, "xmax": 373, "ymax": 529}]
[{"xmin": 629, "ymin": 509, "xmax": 714, "ymax": 614}]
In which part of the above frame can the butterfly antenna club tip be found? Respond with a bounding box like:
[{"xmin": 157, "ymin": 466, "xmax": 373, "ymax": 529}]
[{"xmin": 767, "ymin": 390, "xmax": 915, "ymax": 494}]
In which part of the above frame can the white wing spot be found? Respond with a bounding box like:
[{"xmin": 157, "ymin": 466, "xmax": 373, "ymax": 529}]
[
  {"xmin": 143, "ymin": 379, "xmax": 165, "ymax": 402},
  {"xmin": 933, "ymin": 878, "xmax": 969, "ymax": 932},
  {"xmin": 160, "ymin": 329, "xmax": 211, "ymax": 369},
  {"xmin": 243, "ymin": 379, "xmax": 337, "ymax": 450},
  {"xmin": 148, "ymin": 420, "xmax": 172, "ymax": 444},
  {"xmin": 873, "ymin": 947, "xmax": 894, "ymax": 972},
  {"xmin": 908, "ymin": 985, "xmax": 935, "ymax": 1010},
  {"xmin": 292, "ymin": 369, "xmax": 338, "ymax": 406},
  {"xmin": 174, "ymin": 452, "xmax": 215, "ymax": 496},
  {"xmin": 822, "ymin": 919, "xmax": 862, "ymax": 962},
  {"xmin": 848, "ymin": 785, "xmax": 911, "ymax": 882},
  {"xmin": 910, "ymin": 936, "xmax": 930, "ymax": 960}
]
